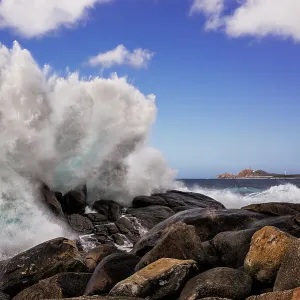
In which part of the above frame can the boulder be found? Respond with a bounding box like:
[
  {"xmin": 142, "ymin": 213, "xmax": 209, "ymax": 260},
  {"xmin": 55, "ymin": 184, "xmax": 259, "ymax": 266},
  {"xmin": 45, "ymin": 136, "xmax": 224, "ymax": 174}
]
[
  {"xmin": 0, "ymin": 292, "xmax": 9, "ymax": 300},
  {"xmin": 246, "ymin": 288, "xmax": 300, "ymax": 300},
  {"xmin": 132, "ymin": 209, "xmax": 270, "ymax": 257},
  {"xmin": 274, "ymin": 239, "xmax": 300, "ymax": 291},
  {"xmin": 63, "ymin": 190, "xmax": 87, "ymax": 215},
  {"xmin": 86, "ymin": 213, "xmax": 108, "ymax": 224},
  {"xmin": 46, "ymin": 297, "xmax": 144, "ymax": 300},
  {"xmin": 41, "ymin": 184, "xmax": 64, "ymax": 218},
  {"xmin": 242, "ymin": 203, "xmax": 300, "ymax": 216},
  {"xmin": 135, "ymin": 222, "xmax": 206, "ymax": 271},
  {"xmin": 12, "ymin": 273, "xmax": 91, "ymax": 300},
  {"xmin": 84, "ymin": 244, "xmax": 121, "ymax": 270},
  {"xmin": 92, "ymin": 200, "xmax": 122, "ymax": 222},
  {"xmin": 197, "ymin": 298, "xmax": 233, "ymax": 300},
  {"xmin": 180, "ymin": 267, "xmax": 252, "ymax": 300},
  {"xmin": 132, "ymin": 190, "xmax": 225, "ymax": 212},
  {"xmin": 85, "ymin": 253, "xmax": 140, "ymax": 295},
  {"xmin": 127, "ymin": 206, "xmax": 174, "ymax": 230},
  {"xmin": 68, "ymin": 214, "xmax": 94, "ymax": 234},
  {"xmin": 109, "ymin": 258, "xmax": 198, "ymax": 299},
  {"xmin": 0, "ymin": 237, "xmax": 87, "ymax": 297},
  {"xmin": 244, "ymin": 226, "xmax": 296, "ymax": 283},
  {"xmin": 115, "ymin": 216, "xmax": 141, "ymax": 244}
]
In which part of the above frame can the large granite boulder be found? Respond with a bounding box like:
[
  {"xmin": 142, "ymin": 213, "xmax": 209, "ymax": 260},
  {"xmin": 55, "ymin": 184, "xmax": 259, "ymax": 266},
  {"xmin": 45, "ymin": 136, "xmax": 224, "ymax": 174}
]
[
  {"xmin": 67, "ymin": 214, "xmax": 94, "ymax": 234},
  {"xmin": 110, "ymin": 258, "xmax": 198, "ymax": 299},
  {"xmin": 12, "ymin": 273, "xmax": 91, "ymax": 300},
  {"xmin": 274, "ymin": 239, "xmax": 300, "ymax": 291},
  {"xmin": 244, "ymin": 226, "xmax": 296, "ymax": 283},
  {"xmin": 180, "ymin": 267, "xmax": 252, "ymax": 300},
  {"xmin": 135, "ymin": 222, "xmax": 205, "ymax": 271},
  {"xmin": 246, "ymin": 287, "xmax": 300, "ymax": 300},
  {"xmin": 242, "ymin": 203, "xmax": 300, "ymax": 216},
  {"xmin": 84, "ymin": 245, "xmax": 121, "ymax": 270},
  {"xmin": 92, "ymin": 200, "xmax": 122, "ymax": 222},
  {"xmin": 132, "ymin": 209, "xmax": 271, "ymax": 257},
  {"xmin": 85, "ymin": 253, "xmax": 140, "ymax": 295},
  {"xmin": 127, "ymin": 205, "xmax": 175, "ymax": 230},
  {"xmin": 0, "ymin": 238, "xmax": 87, "ymax": 297},
  {"xmin": 132, "ymin": 190, "xmax": 225, "ymax": 212},
  {"xmin": 63, "ymin": 190, "xmax": 87, "ymax": 215}
]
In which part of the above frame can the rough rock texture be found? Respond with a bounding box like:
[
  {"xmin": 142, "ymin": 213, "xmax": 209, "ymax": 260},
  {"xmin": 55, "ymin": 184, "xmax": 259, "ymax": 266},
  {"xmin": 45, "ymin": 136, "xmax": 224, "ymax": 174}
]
[
  {"xmin": 132, "ymin": 190, "xmax": 225, "ymax": 212},
  {"xmin": 180, "ymin": 267, "xmax": 252, "ymax": 300},
  {"xmin": 68, "ymin": 214, "xmax": 94, "ymax": 234},
  {"xmin": 41, "ymin": 184, "xmax": 64, "ymax": 218},
  {"xmin": 85, "ymin": 253, "xmax": 140, "ymax": 295},
  {"xmin": 92, "ymin": 200, "xmax": 122, "ymax": 222},
  {"xmin": 132, "ymin": 209, "xmax": 271, "ymax": 257},
  {"xmin": 135, "ymin": 222, "xmax": 205, "ymax": 271},
  {"xmin": 115, "ymin": 216, "xmax": 141, "ymax": 244},
  {"xmin": 0, "ymin": 238, "xmax": 87, "ymax": 297},
  {"xmin": 110, "ymin": 258, "xmax": 198, "ymax": 300},
  {"xmin": 12, "ymin": 273, "xmax": 91, "ymax": 300},
  {"xmin": 127, "ymin": 206, "xmax": 175, "ymax": 230},
  {"xmin": 198, "ymin": 298, "xmax": 233, "ymax": 300},
  {"xmin": 0, "ymin": 292, "xmax": 9, "ymax": 300},
  {"xmin": 242, "ymin": 202, "xmax": 300, "ymax": 216},
  {"xmin": 63, "ymin": 190, "xmax": 87, "ymax": 215},
  {"xmin": 244, "ymin": 226, "xmax": 296, "ymax": 283},
  {"xmin": 274, "ymin": 239, "xmax": 300, "ymax": 291},
  {"xmin": 211, "ymin": 228, "xmax": 257, "ymax": 268},
  {"xmin": 46, "ymin": 297, "xmax": 144, "ymax": 300},
  {"xmin": 246, "ymin": 288, "xmax": 300, "ymax": 300},
  {"xmin": 84, "ymin": 244, "xmax": 121, "ymax": 270}
]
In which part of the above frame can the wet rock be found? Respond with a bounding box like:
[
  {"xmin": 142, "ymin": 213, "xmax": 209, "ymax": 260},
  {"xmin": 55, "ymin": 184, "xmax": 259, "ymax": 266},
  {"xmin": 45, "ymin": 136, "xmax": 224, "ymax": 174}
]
[
  {"xmin": 86, "ymin": 213, "xmax": 108, "ymax": 224},
  {"xmin": 132, "ymin": 190, "xmax": 225, "ymax": 211},
  {"xmin": 274, "ymin": 239, "xmax": 300, "ymax": 291},
  {"xmin": 133, "ymin": 208, "xmax": 270, "ymax": 257},
  {"xmin": 92, "ymin": 200, "xmax": 123, "ymax": 222},
  {"xmin": 12, "ymin": 272, "xmax": 91, "ymax": 300},
  {"xmin": 244, "ymin": 226, "xmax": 296, "ymax": 283},
  {"xmin": 197, "ymin": 298, "xmax": 232, "ymax": 300},
  {"xmin": 110, "ymin": 258, "xmax": 198, "ymax": 300},
  {"xmin": 116, "ymin": 216, "xmax": 140, "ymax": 244},
  {"xmin": 242, "ymin": 202, "xmax": 300, "ymax": 216},
  {"xmin": 63, "ymin": 190, "xmax": 87, "ymax": 215},
  {"xmin": 127, "ymin": 205, "xmax": 174, "ymax": 230},
  {"xmin": 180, "ymin": 267, "xmax": 252, "ymax": 300},
  {"xmin": 212, "ymin": 228, "xmax": 257, "ymax": 268},
  {"xmin": 85, "ymin": 253, "xmax": 140, "ymax": 295},
  {"xmin": 0, "ymin": 237, "xmax": 87, "ymax": 297},
  {"xmin": 84, "ymin": 245, "xmax": 121, "ymax": 270},
  {"xmin": 136, "ymin": 222, "xmax": 206, "ymax": 271},
  {"xmin": 68, "ymin": 214, "xmax": 94, "ymax": 234},
  {"xmin": 246, "ymin": 287, "xmax": 300, "ymax": 300},
  {"xmin": 46, "ymin": 296, "xmax": 144, "ymax": 300},
  {"xmin": 0, "ymin": 292, "xmax": 9, "ymax": 300},
  {"xmin": 105, "ymin": 223, "xmax": 119, "ymax": 235},
  {"xmin": 41, "ymin": 184, "xmax": 64, "ymax": 218}
]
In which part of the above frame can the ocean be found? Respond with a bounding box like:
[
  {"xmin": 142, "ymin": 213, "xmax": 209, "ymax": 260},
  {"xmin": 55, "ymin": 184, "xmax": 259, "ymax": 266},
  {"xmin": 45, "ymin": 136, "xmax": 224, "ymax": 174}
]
[{"xmin": 179, "ymin": 179, "xmax": 300, "ymax": 208}]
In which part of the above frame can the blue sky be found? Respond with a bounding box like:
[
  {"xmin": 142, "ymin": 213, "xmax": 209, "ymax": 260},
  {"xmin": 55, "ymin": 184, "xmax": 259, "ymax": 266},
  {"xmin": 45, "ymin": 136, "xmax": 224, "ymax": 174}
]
[{"xmin": 0, "ymin": 0, "xmax": 299, "ymax": 178}]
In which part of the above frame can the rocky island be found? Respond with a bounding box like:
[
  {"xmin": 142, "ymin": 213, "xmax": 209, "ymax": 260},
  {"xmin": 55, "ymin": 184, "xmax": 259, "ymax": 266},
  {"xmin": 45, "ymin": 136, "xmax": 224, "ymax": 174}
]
[{"xmin": 217, "ymin": 168, "xmax": 300, "ymax": 179}]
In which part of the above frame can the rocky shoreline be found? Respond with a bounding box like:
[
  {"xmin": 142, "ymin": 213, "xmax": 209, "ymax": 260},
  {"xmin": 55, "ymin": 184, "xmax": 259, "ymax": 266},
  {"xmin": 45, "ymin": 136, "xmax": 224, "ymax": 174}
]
[{"xmin": 1, "ymin": 186, "xmax": 300, "ymax": 299}]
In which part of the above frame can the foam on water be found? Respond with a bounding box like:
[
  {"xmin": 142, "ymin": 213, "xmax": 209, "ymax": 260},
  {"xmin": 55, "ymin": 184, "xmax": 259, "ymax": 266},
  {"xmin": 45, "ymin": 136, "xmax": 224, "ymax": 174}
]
[
  {"xmin": 180, "ymin": 183, "xmax": 300, "ymax": 208},
  {"xmin": 0, "ymin": 41, "xmax": 177, "ymax": 258}
]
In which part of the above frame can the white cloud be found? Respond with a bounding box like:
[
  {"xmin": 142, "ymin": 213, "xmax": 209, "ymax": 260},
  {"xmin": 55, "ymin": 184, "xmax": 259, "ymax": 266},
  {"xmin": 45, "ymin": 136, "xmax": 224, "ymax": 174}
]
[
  {"xmin": 190, "ymin": 0, "xmax": 300, "ymax": 42},
  {"xmin": 0, "ymin": 0, "xmax": 113, "ymax": 38},
  {"xmin": 88, "ymin": 45, "xmax": 154, "ymax": 69}
]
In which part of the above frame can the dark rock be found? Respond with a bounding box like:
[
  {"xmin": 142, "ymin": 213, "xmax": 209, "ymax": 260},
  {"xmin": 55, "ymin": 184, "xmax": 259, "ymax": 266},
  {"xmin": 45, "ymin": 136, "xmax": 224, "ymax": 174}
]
[
  {"xmin": 246, "ymin": 288, "xmax": 300, "ymax": 299},
  {"xmin": 68, "ymin": 214, "xmax": 94, "ymax": 234},
  {"xmin": 92, "ymin": 200, "xmax": 122, "ymax": 222},
  {"xmin": 12, "ymin": 272, "xmax": 91, "ymax": 300},
  {"xmin": 85, "ymin": 253, "xmax": 140, "ymax": 295},
  {"xmin": 94, "ymin": 224, "xmax": 109, "ymax": 237},
  {"xmin": 211, "ymin": 228, "xmax": 257, "ymax": 268},
  {"xmin": 132, "ymin": 208, "xmax": 270, "ymax": 257},
  {"xmin": 46, "ymin": 297, "xmax": 144, "ymax": 300},
  {"xmin": 127, "ymin": 205, "xmax": 175, "ymax": 230},
  {"xmin": 180, "ymin": 267, "xmax": 252, "ymax": 300},
  {"xmin": 84, "ymin": 245, "xmax": 121, "ymax": 270},
  {"xmin": 242, "ymin": 202, "xmax": 300, "ymax": 216},
  {"xmin": 41, "ymin": 184, "xmax": 64, "ymax": 218},
  {"xmin": 63, "ymin": 190, "xmax": 87, "ymax": 215},
  {"xmin": 0, "ymin": 292, "xmax": 9, "ymax": 300},
  {"xmin": 244, "ymin": 226, "xmax": 296, "ymax": 283},
  {"xmin": 105, "ymin": 223, "xmax": 119, "ymax": 235},
  {"xmin": 86, "ymin": 213, "xmax": 108, "ymax": 223},
  {"xmin": 201, "ymin": 241, "xmax": 219, "ymax": 267},
  {"xmin": 132, "ymin": 190, "xmax": 225, "ymax": 212},
  {"xmin": 136, "ymin": 222, "xmax": 206, "ymax": 271},
  {"xmin": 274, "ymin": 239, "xmax": 300, "ymax": 291},
  {"xmin": 0, "ymin": 237, "xmax": 87, "ymax": 297},
  {"xmin": 111, "ymin": 234, "xmax": 128, "ymax": 246},
  {"xmin": 115, "ymin": 216, "xmax": 140, "ymax": 244},
  {"xmin": 110, "ymin": 258, "xmax": 198, "ymax": 300},
  {"xmin": 197, "ymin": 298, "xmax": 232, "ymax": 300}
]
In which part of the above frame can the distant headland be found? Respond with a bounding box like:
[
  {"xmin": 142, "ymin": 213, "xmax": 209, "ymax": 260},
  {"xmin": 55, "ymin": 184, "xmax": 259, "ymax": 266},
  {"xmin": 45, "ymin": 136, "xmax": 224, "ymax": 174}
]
[{"xmin": 217, "ymin": 169, "xmax": 300, "ymax": 179}]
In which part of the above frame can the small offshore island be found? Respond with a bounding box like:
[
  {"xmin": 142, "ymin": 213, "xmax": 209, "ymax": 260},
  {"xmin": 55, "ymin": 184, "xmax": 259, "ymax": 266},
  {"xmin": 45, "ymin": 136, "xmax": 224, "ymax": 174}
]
[{"xmin": 217, "ymin": 168, "xmax": 300, "ymax": 179}]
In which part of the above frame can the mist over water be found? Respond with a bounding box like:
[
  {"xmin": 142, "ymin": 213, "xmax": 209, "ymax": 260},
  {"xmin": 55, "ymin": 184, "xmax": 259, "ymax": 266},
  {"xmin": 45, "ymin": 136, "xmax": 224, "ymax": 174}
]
[{"xmin": 0, "ymin": 41, "xmax": 177, "ymax": 258}]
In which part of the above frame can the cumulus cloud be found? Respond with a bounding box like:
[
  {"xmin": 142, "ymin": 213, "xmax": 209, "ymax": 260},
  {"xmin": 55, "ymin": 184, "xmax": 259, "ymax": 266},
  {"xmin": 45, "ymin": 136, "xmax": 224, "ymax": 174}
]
[
  {"xmin": 0, "ymin": 0, "xmax": 113, "ymax": 38},
  {"xmin": 88, "ymin": 45, "xmax": 154, "ymax": 69},
  {"xmin": 190, "ymin": 0, "xmax": 300, "ymax": 42}
]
